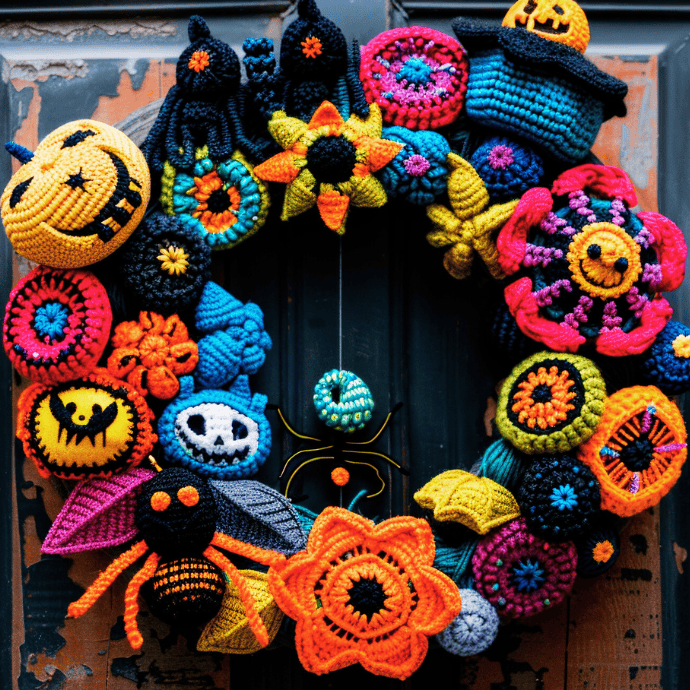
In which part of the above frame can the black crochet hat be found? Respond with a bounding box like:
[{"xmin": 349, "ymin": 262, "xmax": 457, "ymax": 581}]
[
  {"xmin": 120, "ymin": 212, "xmax": 211, "ymax": 315},
  {"xmin": 177, "ymin": 15, "xmax": 240, "ymax": 96},
  {"xmin": 517, "ymin": 453, "xmax": 601, "ymax": 541},
  {"xmin": 279, "ymin": 0, "xmax": 348, "ymax": 79}
]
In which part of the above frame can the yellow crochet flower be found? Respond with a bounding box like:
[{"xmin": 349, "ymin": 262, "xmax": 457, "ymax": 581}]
[
  {"xmin": 157, "ymin": 245, "xmax": 189, "ymax": 276},
  {"xmin": 254, "ymin": 102, "xmax": 403, "ymax": 234}
]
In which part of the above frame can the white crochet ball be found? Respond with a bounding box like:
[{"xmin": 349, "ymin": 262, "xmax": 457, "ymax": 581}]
[{"xmin": 436, "ymin": 588, "xmax": 500, "ymax": 656}]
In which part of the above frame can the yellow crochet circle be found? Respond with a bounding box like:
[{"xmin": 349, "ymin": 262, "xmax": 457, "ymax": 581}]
[
  {"xmin": 567, "ymin": 222, "xmax": 641, "ymax": 299},
  {"xmin": 1, "ymin": 119, "xmax": 150, "ymax": 269},
  {"xmin": 503, "ymin": 0, "xmax": 590, "ymax": 54},
  {"xmin": 672, "ymin": 334, "xmax": 690, "ymax": 359}
]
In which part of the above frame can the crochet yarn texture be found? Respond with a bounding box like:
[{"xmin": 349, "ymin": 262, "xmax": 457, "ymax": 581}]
[
  {"xmin": 472, "ymin": 517, "xmax": 577, "ymax": 618},
  {"xmin": 639, "ymin": 320, "xmax": 690, "ymax": 395},
  {"xmin": 2, "ymin": 120, "xmax": 150, "ymax": 268},
  {"xmin": 360, "ymin": 26, "xmax": 469, "ymax": 130},
  {"xmin": 414, "ymin": 469, "xmax": 520, "ymax": 534},
  {"xmin": 576, "ymin": 385, "xmax": 687, "ymax": 516},
  {"xmin": 574, "ymin": 523, "xmax": 620, "ymax": 577},
  {"xmin": 268, "ymin": 506, "xmax": 462, "ymax": 680},
  {"xmin": 436, "ymin": 588, "xmax": 500, "ymax": 656},
  {"xmin": 17, "ymin": 368, "xmax": 156, "ymax": 480},
  {"xmin": 3, "ymin": 266, "xmax": 112, "ymax": 385},
  {"xmin": 312, "ymin": 369, "xmax": 375, "ymax": 433},
  {"xmin": 496, "ymin": 351, "xmax": 606, "ymax": 454}
]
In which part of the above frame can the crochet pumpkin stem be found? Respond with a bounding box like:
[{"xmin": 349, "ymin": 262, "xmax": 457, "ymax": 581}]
[
  {"xmin": 68, "ymin": 540, "xmax": 149, "ymax": 618},
  {"xmin": 204, "ymin": 546, "xmax": 270, "ymax": 647},
  {"xmin": 211, "ymin": 532, "xmax": 286, "ymax": 568},
  {"xmin": 124, "ymin": 552, "xmax": 160, "ymax": 649}
]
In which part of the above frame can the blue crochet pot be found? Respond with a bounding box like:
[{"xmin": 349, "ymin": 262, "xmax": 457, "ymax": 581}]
[{"xmin": 465, "ymin": 49, "xmax": 603, "ymax": 163}]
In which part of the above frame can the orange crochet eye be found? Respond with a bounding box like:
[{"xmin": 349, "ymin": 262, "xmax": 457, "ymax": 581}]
[
  {"xmin": 178, "ymin": 485, "xmax": 199, "ymax": 507},
  {"xmin": 151, "ymin": 491, "xmax": 171, "ymax": 512},
  {"xmin": 301, "ymin": 36, "xmax": 323, "ymax": 59},
  {"xmin": 189, "ymin": 50, "xmax": 210, "ymax": 72}
]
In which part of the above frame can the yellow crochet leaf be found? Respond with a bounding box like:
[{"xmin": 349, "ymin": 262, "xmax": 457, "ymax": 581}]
[
  {"xmin": 281, "ymin": 169, "xmax": 317, "ymax": 221},
  {"xmin": 346, "ymin": 103, "xmax": 383, "ymax": 139},
  {"xmin": 414, "ymin": 470, "xmax": 520, "ymax": 534},
  {"xmin": 348, "ymin": 174, "xmax": 387, "ymax": 209},
  {"xmin": 268, "ymin": 110, "xmax": 309, "ymax": 150},
  {"xmin": 446, "ymin": 153, "xmax": 489, "ymax": 221},
  {"xmin": 197, "ymin": 571, "xmax": 284, "ymax": 654}
]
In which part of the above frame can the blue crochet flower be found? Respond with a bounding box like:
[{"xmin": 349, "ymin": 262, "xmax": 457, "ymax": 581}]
[
  {"xmin": 511, "ymin": 558, "xmax": 545, "ymax": 593},
  {"xmin": 470, "ymin": 136, "xmax": 543, "ymax": 203},
  {"xmin": 34, "ymin": 302, "xmax": 70, "ymax": 340},
  {"xmin": 378, "ymin": 127, "xmax": 450, "ymax": 206},
  {"xmin": 550, "ymin": 484, "xmax": 578, "ymax": 511}
]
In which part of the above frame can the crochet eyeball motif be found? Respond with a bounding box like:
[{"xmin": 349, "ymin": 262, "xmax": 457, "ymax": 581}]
[
  {"xmin": 158, "ymin": 375, "xmax": 271, "ymax": 480},
  {"xmin": 16, "ymin": 368, "xmax": 157, "ymax": 480},
  {"xmin": 472, "ymin": 517, "xmax": 578, "ymax": 618},
  {"xmin": 360, "ymin": 26, "xmax": 469, "ymax": 131},
  {"xmin": 3, "ymin": 266, "xmax": 112, "ymax": 385},
  {"xmin": 163, "ymin": 149, "xmax": 270, "ymax": 250},
  {"xmin": 497, "ymin": 165, "xmax": 686, "ymax": 356},
  {"xmin": 496, "ymin": 351, "xmax": 606, "ymax": 454},
  {"xmin": 576, "ymin": 385, "xmax": 687, "ymax": 517},
  {"xmin": 1, "ymin": 120, "xmax": 150, "ymax": 269},
  {"xmin": 313, "ymin": 369, "xmax": 375, "ymax": 433},
  {"xmin": 639, "ymin": 320, "xmax": 690, "ymax": 395},
  {"xmin": 574, "ymin": 523, "xmax": 620, "ymax": 578},
  {"xmin": 517, "ymin": 454, "xmax": 601, "ymax": 541},
  {"xmin": 120, "ymin": 212, "xmax": 211, "ymax": 314}
]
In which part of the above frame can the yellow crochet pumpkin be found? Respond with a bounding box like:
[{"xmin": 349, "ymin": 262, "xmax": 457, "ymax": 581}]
[{"xmin": 2, "ymin": 119, "xmax": 150, "ymax": 268}]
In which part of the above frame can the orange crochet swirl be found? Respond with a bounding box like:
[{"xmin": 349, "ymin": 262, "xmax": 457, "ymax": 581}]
[{"xmin": 268, "ymin": 506, "xmax": 462, "ymax": 680}]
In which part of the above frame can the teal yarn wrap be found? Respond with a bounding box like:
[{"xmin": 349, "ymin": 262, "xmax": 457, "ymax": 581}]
[
  {"xmin": 433, "ymin": 535, "xmax": 479, "ymax": 587},
  {"xmin": 464, "ymin": 49, "xmax": 604, "ymax": 163},
  {"xmin": 313, "ymin": 369, "xmax": 375, "ymax": 433},
  {"xmin": 477, "ymin": 438, "xmax": 528, "ymax": 493}
]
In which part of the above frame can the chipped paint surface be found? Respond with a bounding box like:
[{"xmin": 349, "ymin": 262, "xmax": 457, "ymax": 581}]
[
  {"xmin": 0, "ymin": 20, "xmax": 176, "ymax": 42},
  {"xmin": 673, "ymin": 542, "xmax": 687, "ymax": 574},
  {"xmin": 6, "ymin": 60, "xmax": 89, "ymax": 81}
]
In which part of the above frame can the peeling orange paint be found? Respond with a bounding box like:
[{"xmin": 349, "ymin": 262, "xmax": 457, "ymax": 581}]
[
  {"xmin": 674, "ymin": 541, "xmax": 687, "ymax": 574},
  {"xmin": 9, "ymin": 78, "xmax": 41, "ymax": 174}
]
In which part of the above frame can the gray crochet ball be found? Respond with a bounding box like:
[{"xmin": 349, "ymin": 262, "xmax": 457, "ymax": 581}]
[{"xmin": 436, "ymin": 588, "xmax": 499, "ymax": 656}]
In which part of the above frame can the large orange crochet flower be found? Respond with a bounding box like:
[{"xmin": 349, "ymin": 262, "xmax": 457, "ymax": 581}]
[
  {"xmin": 268, "ymin": 507, "xmax": 462, "ymax": 680},
  {"xmin": 254, "ymin": 102, "xmax": 403, "ymax": 234}
]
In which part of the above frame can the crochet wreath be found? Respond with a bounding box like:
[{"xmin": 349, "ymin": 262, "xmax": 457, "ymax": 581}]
[{"xmin": 3, "ymin": 0, "xmax": 689, "ymax": 681}]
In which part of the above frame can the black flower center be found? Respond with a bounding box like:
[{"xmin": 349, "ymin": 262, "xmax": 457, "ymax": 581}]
[
  {"xmin": 207, "ymin": 188, "xmax": 232, "ymax": 214},
  {"xmin": 618, "ymin": 437, "xmax": 654, "ymax": 471},
  {"xmin": 531, "ymin": 383, "xmax": 552, "ymax": 403},
  {"xmin": 347, "ymin": 577, "xmax": 387, "ymax": 620},
  {"xmin": 307, "ymin": 136, "xmax": 357, "ymax": 185}
]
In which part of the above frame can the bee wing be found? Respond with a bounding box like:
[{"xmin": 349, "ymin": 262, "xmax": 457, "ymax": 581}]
[
  {"xmin": 41, "ymin": 467, "xmax": 156, "ymax": 554},
  {"xmin": 209, "ymin": 479, "xmax": 307, "ymax": 555}
]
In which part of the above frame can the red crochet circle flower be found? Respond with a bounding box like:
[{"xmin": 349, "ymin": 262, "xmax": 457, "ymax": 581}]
[
  {"xmin": 268, "ymin": 507, "xmax": 462, "ymax": 680},
  {"xmin": 360, "ymin": 26, "xmax": 469, "ymax": 131}
]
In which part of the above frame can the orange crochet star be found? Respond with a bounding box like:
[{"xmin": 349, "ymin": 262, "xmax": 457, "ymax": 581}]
[
  {"xmin": 268, "ymin": 507, "xmax": 462, "ymax": 680},
  {"xmin": 254, "ymin": 102, "xmax": 402, "ymax": 234}
]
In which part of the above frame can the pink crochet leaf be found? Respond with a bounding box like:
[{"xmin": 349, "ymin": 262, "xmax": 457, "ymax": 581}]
[
  {"xmin": 551, "ymin": 164, "xmax": 637, "ymax": 207},
  {"xmin": 637, "ymin": 211, "xmax": 687, "ymax": 292},
  {"xmin": 41, "ymin": 467, "xmax": 156, "ymax": 555},
  {"xmin": 504, "ymin": 277, "xmax": 586, "ymax": 353},
  {"xmin": 497, "ymin": 187, "xmax": 553, "ymax": 276},
  {"xmin": 596, "ymin": 295, "xmax": 673, "ymax": 357}
]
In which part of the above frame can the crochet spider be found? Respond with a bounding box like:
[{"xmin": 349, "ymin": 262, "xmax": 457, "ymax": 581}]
[
  {"xmin": 272, "ymin": 394, "xmax": 407, "ymax": 501},
  {"xmin": 141, "ymin": 16, "xmax": 245, "ymax": 175},
  {"xmin": 67, "ymin": 468, "xmax": 288, "ymax": 649}
]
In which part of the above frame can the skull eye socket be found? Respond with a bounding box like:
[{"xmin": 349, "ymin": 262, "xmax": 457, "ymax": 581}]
[
  {"xmin": 232, "ymin": 420, "xmax": 248, "ymax": 440},
  {"xmin": 187, "ymin": 414, "xmax": 206, "ymax": 436},
  {"xmin": 177, "ymin": 485, "xmax": 200, "ymax": 507},
  {"xmin": 151, "ymin": 491, "xmax": 171, "ymax": 512}
]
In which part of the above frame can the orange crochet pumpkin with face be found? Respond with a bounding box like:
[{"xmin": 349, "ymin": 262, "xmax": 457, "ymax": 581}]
[
  {"xmin": 268, "ymin": 507, "xmax": 462, "ymax": 680},
  {"xmin": 503, "ymin": 0, "xmax": 590, "ymax": 54},
  {"xmin": 2, "ymin": 120, "xmax": 150, "ymax": 268}
]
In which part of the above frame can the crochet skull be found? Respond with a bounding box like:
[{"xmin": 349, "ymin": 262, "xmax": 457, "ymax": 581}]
[{"xmin": 497, "ymin": 165, "xmax": 687, "ymax": 356}]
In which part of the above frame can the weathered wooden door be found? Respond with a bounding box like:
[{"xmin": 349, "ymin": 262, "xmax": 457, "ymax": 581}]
[{"xmin": 2, "ymin": 2, "xmax": 690, "ymax": 688}]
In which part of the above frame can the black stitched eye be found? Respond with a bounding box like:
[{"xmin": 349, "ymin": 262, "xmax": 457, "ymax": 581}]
[
  {"xmin": 553, "ymin": 4, "xmax": 565, "ymax": 14},
  {"xmin": 188, "ymin": 414, "xmax": 206, "ymax": 435},
  {"xmin": 10, "ymin": 177, "xmax": 32, "ymax": 208},
  {"xmin": 66, "ymin": 402, "xmax": 77, "ymax": 415},
  {"xmin": 92, "ymin": 404, "xmax": 102, "ymax": 415},
  {"xmin": 525, "ymin": 0, "xmax": 538, "ymax": 13},
  {"xmin": 61, "ymin": 129, "xmax": 97, "ymax": 148},
  {"xmin": 232, "ymin": 420, "xmax": 248, "ymax": 440}
]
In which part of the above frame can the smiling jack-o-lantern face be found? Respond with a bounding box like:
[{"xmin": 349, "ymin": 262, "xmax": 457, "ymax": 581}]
[
  {"xmin": 567, "ymin": 222, "xmax": 642, "ymax": 299},
  {"xmin": 2, "ymin": 120, "xmax": 150, "ymax": 269},
  {"xmin": 503, "ymin": 0, "xmax": 590, "ymax": 54}
]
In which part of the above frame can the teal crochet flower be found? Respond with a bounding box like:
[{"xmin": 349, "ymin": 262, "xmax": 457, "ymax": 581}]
[
  {"xmin": 550, "ymin": 484, "xmax": 578, "ymax": 511},
  {"xmin": 511, "ymin": 559, "xmax": 546, "ymax": 593},
  {"xmin": 34, "ymin": 302, "xmax": 70, "ymax": 340}
]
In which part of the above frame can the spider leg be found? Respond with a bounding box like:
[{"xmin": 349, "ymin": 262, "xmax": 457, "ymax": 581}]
[
  {"xmin": 342, "ymin": 459, "xmax": 385, "ymax": 499},
  {"xmin": 68, "ymin": 540, "xmax": 149, "ymax": 618},
  {"xmin": 211, "ymin": 532, "xmax": 286, "ymax": 569},
  {"xmin": 124, "ymin": 552, "xmax": 160, "ymax": 649},
  {"xmin": 268, "ymin": 405, "xmax": 321, "ymax": 442},
  {"xmin": 284, "ymin": 456, "xmax": 335, "ymax": 500},
  {"xmin": 279, "ymin": 445, "xmax": 334, "ymax": 478},
  {"xmin": 346, "ymin": 402, "xmax": 404, "ymax": 446},
  {"xmin": 342, "ymin": 449, "xmax": 410, "ymax": 475},
  {"xmin": 204, "ymin": 546, "xmax": 270, "ymax": 647}
]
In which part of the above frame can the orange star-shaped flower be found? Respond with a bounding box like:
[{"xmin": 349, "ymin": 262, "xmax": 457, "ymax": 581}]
[
  {"xmin": 254, "ymin": 102, "xmax": 402, "ymax": 234},
  {"xmin": 301, "ymin": 36, "xmax": 323, "ymax": 58},
  {"xmin": 268, "ymin": 507, "xmax": 462, "ymax": 680}
]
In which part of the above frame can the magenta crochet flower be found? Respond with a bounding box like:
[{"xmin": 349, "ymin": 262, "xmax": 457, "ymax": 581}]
[{"xmin": 472, "ymin": 518, "xmax": 577, "ymax": 618}]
